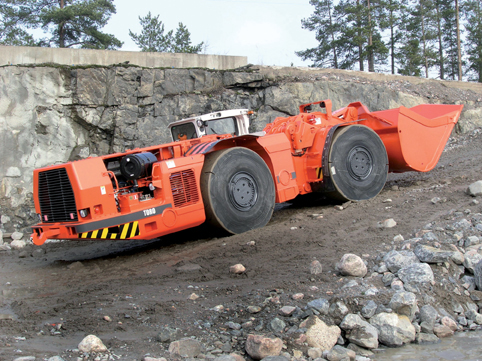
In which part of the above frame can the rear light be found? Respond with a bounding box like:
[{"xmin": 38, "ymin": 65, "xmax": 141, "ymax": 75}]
[{"xmin": 79, "ymin": 209, "xmax": 90, "ymax": 218}]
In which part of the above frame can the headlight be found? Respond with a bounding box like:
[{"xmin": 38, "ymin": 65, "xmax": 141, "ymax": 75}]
[{"xmin": 79, "ymin": 209, "xmax": 90, "ymax": 218}]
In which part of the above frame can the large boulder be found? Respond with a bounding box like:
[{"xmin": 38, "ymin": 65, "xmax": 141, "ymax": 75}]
[
  {"xmin": 300, "ymin": 316, "xmax": 341, "ymax": 351},
  {"xmin": 370, "ymin": 313, "xmax": 416, "ymax": 347},
  {"xmin": 383, "ymin": 250, "xmax": 420, "ymax": 273},
  {"xmin": 414, "ymin": 245, "xmax": 455, "ymax": 264},
  {"xmin": 389, "ymin": 291, "xmax": 418, "ymax": 321},
  {"xmin": 474, "ymin": 259, "xmax": 482, "ymax": 291},
  {"xmin": 339, "ymin": 314, "xmax": 379, "ymax": 349},
  {"xmin": 397, "ymin": 263, "xmax": 434, "ymax": 284}
]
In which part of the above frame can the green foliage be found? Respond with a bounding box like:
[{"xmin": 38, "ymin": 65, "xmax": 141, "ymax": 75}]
[
  {"xmin": 0, "ymin": 0, "xmax": 122, "ymax": 49},
  {"xmin": 298, "ymin": 0, "xmax": 388, "ymax": 72},
  {"xmin": 464, "ymin": 0, "xmax": 482, "ymax": 82},
  {"xmin": 129, "ymin": 13, "xmax": 203, "ymax": 54}
]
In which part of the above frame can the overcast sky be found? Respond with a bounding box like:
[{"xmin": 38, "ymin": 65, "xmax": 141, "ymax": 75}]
[{"xmin": 103, "ymin": 0, "xmax": 319, "ymax": 67}]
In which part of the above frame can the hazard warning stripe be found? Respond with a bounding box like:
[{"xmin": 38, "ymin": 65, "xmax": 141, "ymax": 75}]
[
  {"xmin": 316, "ymin": 167, "xmax": 323, "ymax": 179},
  {"xmin": 185, "ymin": 140, "xmax": 221, "ymax": 156},
  {"xmin": 79, "ymin": 221, "xmax": 140, "ymax": 240}
]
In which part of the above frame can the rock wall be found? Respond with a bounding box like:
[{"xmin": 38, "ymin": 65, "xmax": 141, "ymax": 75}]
[{"xmin": 1, "ymin": 64, "xmax": 482, "ymax": 232}]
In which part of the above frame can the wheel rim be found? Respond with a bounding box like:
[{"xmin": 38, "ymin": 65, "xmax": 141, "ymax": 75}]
[
  {"xmin": 346, "ymin": 146, "xmax": 373, "ymax": 181},
  {"xmin": 228, "ymin": 172, "xmax": 258, "ymax": 211}
]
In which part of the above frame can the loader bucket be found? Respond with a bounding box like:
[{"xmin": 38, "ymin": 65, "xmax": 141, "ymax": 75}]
[{"xmin": 355, "ymin": 103, "xmax": 463, "ymax": 173}]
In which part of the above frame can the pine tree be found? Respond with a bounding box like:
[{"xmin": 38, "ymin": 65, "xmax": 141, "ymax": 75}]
[
  {"xmin": 464, "ymin": 0, "xmax": 482, "ymax": 82},
  {"xmin": 129, "ymin": 14, "xmax": 203, "ymax": 54},
  {"xmin": 0, "ymin": 0, "xmax": 122, "ymax": 49},
  {"xmin": 377, "ymin": 0, "xmax": 406, "ymax": 74},
  {"xmin": 296, "ymin": 0, "xmax": 341, "ymax": 68},
  {"xmin": 171, "ymin": 23, "xmax": 204, "ymax": 53},
  {"xmin": 129, "ymin": 12, "xmax": 173, "ymax": 52}
]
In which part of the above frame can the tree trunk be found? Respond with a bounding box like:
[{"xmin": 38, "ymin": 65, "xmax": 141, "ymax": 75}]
[
  {"xmin": 328, "ymin": 1, "xmax": 338, "ymax": 69},
  {"xmin": 435, "ymin": 1, "xmax": 444, "ymax": 79},
  {"xmin": 59, "ymin": 0, "xmax": 65, "ymax": 48},
  {"xmin": 455, "ymin": 0, "xmax": 462, "ymax": 81},
  {"xmin": 390, "ymin": 5, "xmax": 395, "ymax": 74},
  {"xmin": 357, "ymin": 0, "xmax": 364, "ymax": 71},
  {"xmin": 420, "ymin": 0, "xmax": 429, "ymax": 78},
  {"xmin": 368, "ymin": 0, "xmax": 374, "ymax": 72}
]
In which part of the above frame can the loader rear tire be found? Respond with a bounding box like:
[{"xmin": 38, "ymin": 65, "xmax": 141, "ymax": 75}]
[
  {"xmin": 327, "ymin": 125, "xmax": 388, "ymax": 201},
  {"xmin": 201, "ymin": 147, "xmax": 275, "ymax": 234}
]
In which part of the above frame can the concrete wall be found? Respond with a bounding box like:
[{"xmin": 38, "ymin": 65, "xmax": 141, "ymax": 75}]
[{"xmin": 0, "ymin": 45, "xmax": 247, "ymax": 70}]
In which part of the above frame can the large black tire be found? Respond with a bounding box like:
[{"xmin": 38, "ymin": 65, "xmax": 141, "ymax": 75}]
[
  {"xmin": 201, "ymin": 147, "xmax": 275, "ymax": 234},
  {"xmin": 326, "ymin": 125, "xmax": 388, "ymax": 201}
]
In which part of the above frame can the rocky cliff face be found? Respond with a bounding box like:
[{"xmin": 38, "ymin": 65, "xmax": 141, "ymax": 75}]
[{"xmin": 1, "ymin": 64, "xmax": 482, "ymax": 232}]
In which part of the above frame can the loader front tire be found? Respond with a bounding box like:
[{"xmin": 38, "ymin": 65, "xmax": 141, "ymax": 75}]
[
  {"xmin": 327, "ymin": 125, "xmax": 388, "ymax": 201},
  {"xmin": 201, "ymin": 147, "xmax": 275, "ymax": 234}
]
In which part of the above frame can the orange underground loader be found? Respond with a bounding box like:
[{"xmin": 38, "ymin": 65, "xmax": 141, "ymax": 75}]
[{"xmin": 30, "ymin": 100, "xmax": 463, "ymax": 245}]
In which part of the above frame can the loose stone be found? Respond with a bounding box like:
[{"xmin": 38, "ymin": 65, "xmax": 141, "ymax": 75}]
[
  {"xmin": 169, "ymin": 338, "xmax": 203, "ymax": 358},
  {"xmin": 230, "ymin": 264, "xmax": 246, "ymax": 274},
  {"xmin": 78, "ymin": 335, "xmax": 108, "ymax": 353},
  {"xmin": 336, "ymin": 253, "xmax": 367, "ymax": 277},
  {"xmin": 245, "ymin": 334, "xmax": 283, "ymax": 360},
  {"xmin": 310, "ymin": 260, "xmax": 323, "ymax": 275},
  {"xmin": 300, "ymin": 316, "xmax": 341, "ymax": 351}
]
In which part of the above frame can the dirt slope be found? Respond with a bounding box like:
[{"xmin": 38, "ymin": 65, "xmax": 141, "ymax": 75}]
[{"xmin": 1, "ymin": 129, "xmax": 482, "ymax": 360}]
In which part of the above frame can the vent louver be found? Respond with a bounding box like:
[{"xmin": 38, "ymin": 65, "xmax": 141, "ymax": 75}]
[
  {"xmin": 169, "ymin": 169, "xmax": 199, "ymax": 207},
  {"xmin": 38, "ymin": 168, "xmax": 78, "ymax": 223}
]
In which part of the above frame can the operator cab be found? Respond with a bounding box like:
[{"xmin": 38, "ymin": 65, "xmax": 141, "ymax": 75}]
[{"xmin": 168, "ymin": 109, "xmax": 252, "ymax": 142}]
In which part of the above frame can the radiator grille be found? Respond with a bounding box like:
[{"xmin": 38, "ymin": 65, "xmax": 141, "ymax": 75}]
[
  {"xmin": 38, "ymin": 168, "xmax": 78, "ymax": 223},
  {"xmin": 169, "ymin": 169, "xmax": 199, "ymax": 207}
]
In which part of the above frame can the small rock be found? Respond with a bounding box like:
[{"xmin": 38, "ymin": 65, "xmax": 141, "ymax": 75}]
[
  {"xmin": 307, "ymin": 298, "xmax": 330, "ymax": 315},
  {"xmin": 11, "ymin": 231, "xmax": 24, "ymax": 240},
  {"xmin": 279, "ymin": 306, "xmax": 296, "ymax": 316},
  {"xmin": 67, "ymin": 261, "xmax": 84, "ymax": 270},
  {"xmin": 329, "ymin": 300, "xmax": 349, "ymax": 322},
  {"xmin": 169, "ymin": 338, "xmax": 203, "ymax": 358},
  {"xmin": 325, "ymin": 345, "xmax": 356, "ymax": 361},
  {"xmin": 230, "ymin": 264, "xmax": 246, "ymax": 274},
  {"xmin": 270, "ymin": 318, "xmax": 286, "ymax": 332},
  {"xmin": 10, "ymin": 240, "xmax": 27, "ymax": 250},
  {"xmin": 103, "ymin": 316, "xmax": 112, "ymax": 322},
  {"xmin": 336, "ymin": 253, "xmax": 367, "ymax": 277},
  {"xmin": 78, "ymin": 335, "xmax": 108, "ymax": 353},
  {"xmin": 310, "ymin": 260, "xmax": 323, "ymax": 275},
  {"xmin": 361, "ymin": 300, "xmax": 377, "ymax": 319},
  {"xmin": 157, "ymin": 327, "xmax": 181, "ymax": 342},
  {"xmin": 13, "ymin": 357, "xmax": 36, "ymax": 361},
  {"xmin": 379, "ymin": 218, "xmax": 397, "ymax": 228},
  {"xmin": 143, "ymin": 357, "xmax": 167, "ymax": 361},
  {"xmin": 292, "ymin": 293, "xmax": 304, "ymax": 300},
  {"xmin": 433, "ymin": 324, "xmax": 454, "ymax": 338},
  {"xmin": 414, "ymin": 333, "xmax": 440, "ymax": 344},
  {"xmin": 393, "ymin": 234, "xmax": 404, "ymax": 242},
  {"xmin": 245, "ymin": 334, "xmax": 283, "ymax": 360},
  {"xmin": 248, "ymin": 306, "xmax": 262, "ymax": 314},
  {"xmin": 188, "ymin": 293, "xmax": 200, "ymax": 300},
  {"xmin": 464, "ymin": 251, "xmax": 482, "ymax": 274},
  {"xmin": 212, "ymin": 305, "xmax": 224, "ymax": 312},
  {"xmin": 441, "ymin": 316, "xmax": 458, "ymax": 331},
  {"xmin": 467, "ymin": 181, "xmax": 482, "ymax": 196},
  {"xmin": 465, "ymin": 236, "xmax": 480, "ymax": 247}
]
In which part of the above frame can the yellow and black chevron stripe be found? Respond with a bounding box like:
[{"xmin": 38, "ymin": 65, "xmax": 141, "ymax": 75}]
[
  {"xmin": 316, "ymin": 167, "xmax": 323, "ymax": 179},
  {"xmin": 79, "ymin": 221, "xmax": 140, "ymax": 240}
]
